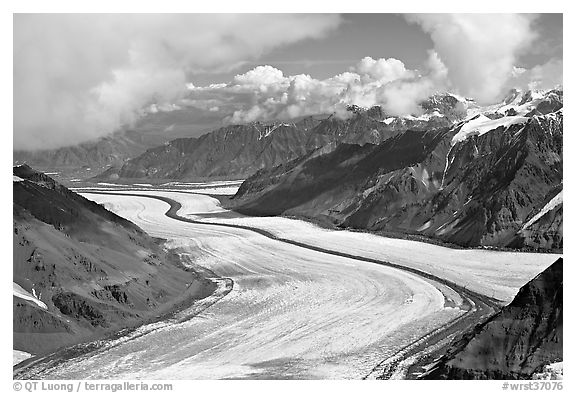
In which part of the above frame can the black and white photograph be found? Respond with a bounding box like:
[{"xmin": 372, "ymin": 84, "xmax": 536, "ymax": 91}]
[{"xmin": 8, "ymin": 5, "xmax": 566, "ymax": 387}]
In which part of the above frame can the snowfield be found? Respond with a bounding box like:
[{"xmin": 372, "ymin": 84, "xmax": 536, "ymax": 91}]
[
  {"xmin": 94, "ymin": 190, "xmax": 558, "ymax": 302},
  {"xmin": 30, "ymin": 191, "xmax": 467, "ymax": 380}
]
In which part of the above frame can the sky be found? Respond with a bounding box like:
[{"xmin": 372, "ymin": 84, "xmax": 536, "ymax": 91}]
[{"xmin": 13, "ymin": 13, "xmax": 563, "ymax": 151}]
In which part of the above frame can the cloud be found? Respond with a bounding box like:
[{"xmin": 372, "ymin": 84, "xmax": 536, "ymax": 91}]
[
  {"xmin": 506, "ymin": 58, "xmax": 563, "ymax": 91},
  {"xmin": 15, "ymin": 14, "xmax": 561, "ymax": 151},
  {"xmin": 14, "ymin": 14, "xmax": 341, "ymax": 150},
  {"xmin": 405, "ymin": 14, "xmax": 538, "ymax": 103},
  {"xmin": 233, "ymin": 66, "xmax": 288, "ymax": 88},
  {"xmin": 185, "ymin": 51, "xmax": 449, "ymax": 123},
  {"xmin": 353, "ymin": 57, "xmax": 416, "ymax": 83},
  {"xmin": 198, "ymin": 47, "xmax": 561, "ymax": 126}
]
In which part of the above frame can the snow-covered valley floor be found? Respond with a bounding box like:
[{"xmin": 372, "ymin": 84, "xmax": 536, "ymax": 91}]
[{"xmin": 16, "ymin": 185, "xmax": 558, "ymax": 379}]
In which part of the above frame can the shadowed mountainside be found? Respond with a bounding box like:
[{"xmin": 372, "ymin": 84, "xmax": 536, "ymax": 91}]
[
  {"xmin": 423, "ymin": 257, "xmax": 562, "ymax": 379},
  {"xmin": 13, "ymin": 165, "xmax": 215, "ymax": 356}
]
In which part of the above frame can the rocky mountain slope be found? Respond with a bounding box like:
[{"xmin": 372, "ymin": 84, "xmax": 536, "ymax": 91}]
[
  {"xmin": 231, "ymin": 89, "xmax": 562, "ymax": 251},
  {"xmin": 423, "ymin": 257, "xmax": 562, "ymax": 379},
  {"xmin": 103, "ymin": 94, "xmax": 466, "ymax": 181},
  {"xmin": 13, "ymin": 165, "xmax": 215, "ymax": 356}
]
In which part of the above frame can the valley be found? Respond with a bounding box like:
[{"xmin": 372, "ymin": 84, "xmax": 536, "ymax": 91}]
[
  {"xmin": 13, "ymin": 13, "xmax": 564, "ymax": 382},
  {"xmin": 14, "ymin": 183, "xmax": 558, "ymax": 379}
]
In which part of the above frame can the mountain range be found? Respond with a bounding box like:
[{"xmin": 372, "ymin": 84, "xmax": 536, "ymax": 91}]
[
  {"xmin": 90, "ymin": 93, "xmax": 470, "ymax": 181},
  {"xmin": 13, "ymin": 88, "xmax": 563, "ymax": 252},
  {"xmin": 12, "ymin": 106, "xmax": 222, "ymax": 178},
  {"xmin": 230, "ymin": 89, "xmax": 563, "ymax": 251}
]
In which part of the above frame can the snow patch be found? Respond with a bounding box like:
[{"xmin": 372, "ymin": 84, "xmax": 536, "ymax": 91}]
[
  {"xmin": 418, "ymin": 221, "xmax": 432, "ymax": 231},
  {"xmin": 13, "ymin": 282, "xmax": 48, "ymax": 309},
  {"xmin": 522, "ymin": 190, "xmax": 563, "ymax": 230},
  {"xmin": 258, "ymin": 123, "xmax": 292, "ymax": 140},
  {"xmin": 13, "ymin": 350, "xmax": 33, "ymax": 366},
  {"xmin": 440, "ymin": 145, "xmax": 456, "ymax": 189},
  {"xmin": 13, "ymin": 175, "xmax": 25, "ymax": 182}
]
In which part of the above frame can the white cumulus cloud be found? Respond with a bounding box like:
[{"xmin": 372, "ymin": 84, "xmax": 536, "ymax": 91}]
[
  {"xmin": 186, "ymin": 52, "xmax": 450, "ymax": 123},
  {"xmin": 353, "ymin": 57, "xmax": 416, "ymax": 83},
  {"xmin": 405, "ymin": 13, "xmax": 538, "ymax": 103}
]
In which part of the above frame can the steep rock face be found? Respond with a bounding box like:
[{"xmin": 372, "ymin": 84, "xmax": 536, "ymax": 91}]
[
  {"xmin": 424, "ymin": 258, "xmax": 562, "ymax": 379},
  {"xmin": 13, "ymin": 165, "xmax": 214, "ymax": 355},
  {"xmin": 232, "ymin": 103, "xmax": 562, "ymax": 251}
]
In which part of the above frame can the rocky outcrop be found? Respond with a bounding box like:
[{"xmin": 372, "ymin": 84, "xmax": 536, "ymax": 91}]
[
  {"xmin": 423, "ymin": 258, "xmax": 562, "ymax": 379},
  {"xmin": 52, "ymin": 292, "xmax": 109, "ymax": 328}
]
